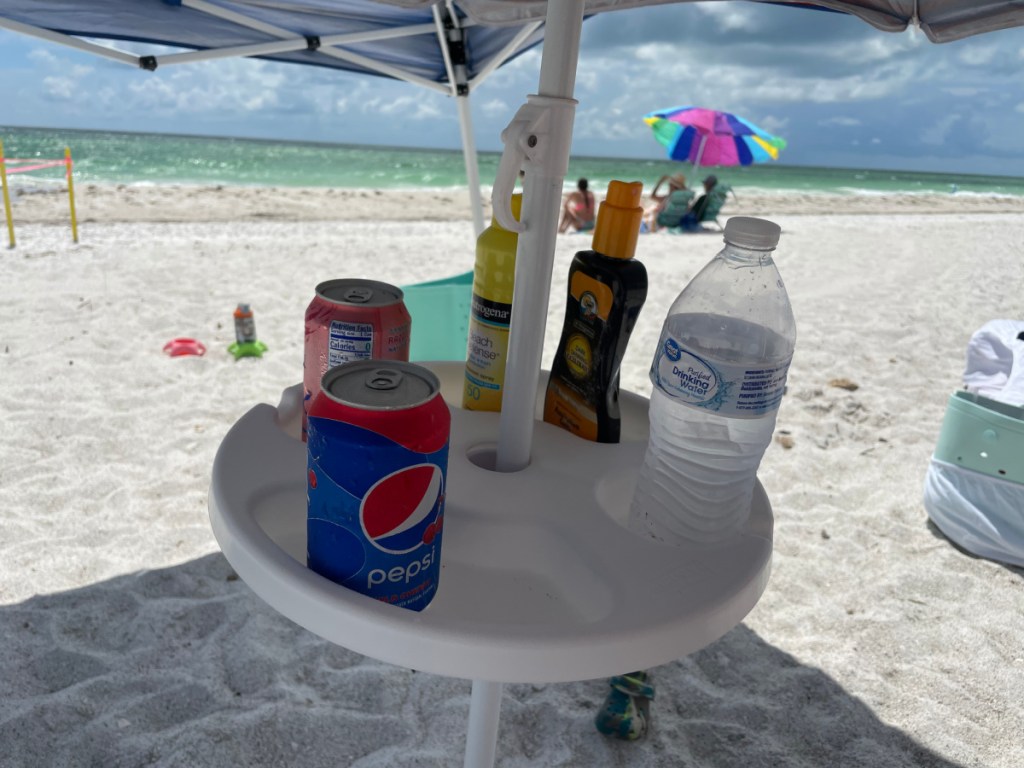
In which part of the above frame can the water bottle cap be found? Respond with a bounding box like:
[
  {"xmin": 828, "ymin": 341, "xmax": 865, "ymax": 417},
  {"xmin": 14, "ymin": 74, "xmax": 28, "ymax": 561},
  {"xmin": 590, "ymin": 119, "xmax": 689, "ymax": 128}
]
[{"xmin": 723, "ymin": 216, "xmax": 781, "ymax": 250}]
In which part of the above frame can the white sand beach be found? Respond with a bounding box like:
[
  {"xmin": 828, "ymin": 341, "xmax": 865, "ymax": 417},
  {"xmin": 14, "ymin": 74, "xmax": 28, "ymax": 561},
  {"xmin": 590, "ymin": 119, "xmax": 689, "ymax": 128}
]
[{"xmin": 1, "ymin": 184, "xmax": 1023, "ymax": 767}]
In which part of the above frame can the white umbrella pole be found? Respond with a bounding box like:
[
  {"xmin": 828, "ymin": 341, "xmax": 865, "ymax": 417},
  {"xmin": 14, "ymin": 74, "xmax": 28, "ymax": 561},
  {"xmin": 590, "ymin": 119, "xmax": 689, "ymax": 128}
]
[
  {"xmin": 691, "ymin": 133, "xmax": 708, "ymax": 182},
  {"xmin": 492, "ymin": 0, "xmax": 585, "ymax": 474},
  {"xmin": 456, "ymin": 93, "xmax": 486, "ymax": 237},
  {"xmin": 462, "ymin": 8, "xmax": 584, "ymax": 760},
  {"xmin": 462, "ymin": 680, "xmax": 503, "ymax": 768}
]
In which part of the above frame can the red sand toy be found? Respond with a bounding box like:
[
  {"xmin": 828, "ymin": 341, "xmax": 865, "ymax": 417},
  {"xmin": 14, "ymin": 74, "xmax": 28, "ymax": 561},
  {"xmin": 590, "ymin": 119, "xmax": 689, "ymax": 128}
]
[{"xmin": 163, "ymin": 338, "xmax": 207, "ymax": 357}]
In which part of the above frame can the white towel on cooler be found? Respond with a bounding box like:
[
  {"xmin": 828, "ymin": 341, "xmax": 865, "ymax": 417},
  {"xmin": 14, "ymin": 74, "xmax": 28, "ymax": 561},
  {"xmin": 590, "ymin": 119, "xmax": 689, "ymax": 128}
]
[{"xmin": 962, "ymin": 319, "xmax": 1024, "ymax": 406}]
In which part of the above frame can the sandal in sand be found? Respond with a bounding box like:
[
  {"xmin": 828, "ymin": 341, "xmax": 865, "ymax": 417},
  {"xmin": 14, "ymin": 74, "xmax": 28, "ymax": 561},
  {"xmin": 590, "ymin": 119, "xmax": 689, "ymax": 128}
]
[{"xmin": 594, "ymin": 671, "xmax": 655, "ymax": 740}]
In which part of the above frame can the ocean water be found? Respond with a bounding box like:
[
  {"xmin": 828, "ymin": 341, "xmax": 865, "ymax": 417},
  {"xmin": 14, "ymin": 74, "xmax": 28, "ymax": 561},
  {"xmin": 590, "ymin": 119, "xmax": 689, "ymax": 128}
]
[{"xmin": 4, "ymin": 124, "xmax": 1024, "ymax": 199}]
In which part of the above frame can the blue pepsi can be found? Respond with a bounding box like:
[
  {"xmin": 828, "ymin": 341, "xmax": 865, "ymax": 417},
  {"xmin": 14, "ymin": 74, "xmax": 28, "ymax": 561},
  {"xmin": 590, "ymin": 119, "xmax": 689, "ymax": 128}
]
[{"xmin": 306, "ymin": 361, "xmax": 450, "ymax": 611}]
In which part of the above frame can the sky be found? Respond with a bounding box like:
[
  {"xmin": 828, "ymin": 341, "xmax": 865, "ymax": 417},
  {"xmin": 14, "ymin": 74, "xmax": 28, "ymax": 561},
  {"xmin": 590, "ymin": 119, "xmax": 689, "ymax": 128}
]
[{"xmin": 1, "ymin": 2, "xmax": 1023, "ymax": 176}]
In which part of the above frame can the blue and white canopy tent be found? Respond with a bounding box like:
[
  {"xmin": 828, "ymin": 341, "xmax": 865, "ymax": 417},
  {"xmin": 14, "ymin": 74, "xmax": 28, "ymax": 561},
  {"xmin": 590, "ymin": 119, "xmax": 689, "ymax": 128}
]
[{"xmin": 0, "ymin": 0, "xmax": 548, "ymax": 236}]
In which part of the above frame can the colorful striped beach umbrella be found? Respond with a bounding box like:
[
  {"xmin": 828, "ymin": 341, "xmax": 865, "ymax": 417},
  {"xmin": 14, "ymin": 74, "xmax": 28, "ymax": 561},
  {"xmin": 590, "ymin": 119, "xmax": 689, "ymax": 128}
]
[{"xmin": 644, "ymin": 105, "xmax": 787, "ymax": 176}]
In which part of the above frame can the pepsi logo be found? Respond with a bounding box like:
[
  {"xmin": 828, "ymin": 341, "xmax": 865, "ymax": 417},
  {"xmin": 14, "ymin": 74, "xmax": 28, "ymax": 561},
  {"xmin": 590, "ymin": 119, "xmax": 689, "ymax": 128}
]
[{"xmin": 360, "ymin": 463, "xmax": 444, "ymax": 554}]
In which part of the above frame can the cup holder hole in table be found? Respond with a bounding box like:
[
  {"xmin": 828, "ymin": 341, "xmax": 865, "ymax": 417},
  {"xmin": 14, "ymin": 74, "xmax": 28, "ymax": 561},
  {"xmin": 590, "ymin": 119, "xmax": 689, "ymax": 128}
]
[{"xmin": 465, "ymin": 442, "xmax": 531, "ymax": 473}]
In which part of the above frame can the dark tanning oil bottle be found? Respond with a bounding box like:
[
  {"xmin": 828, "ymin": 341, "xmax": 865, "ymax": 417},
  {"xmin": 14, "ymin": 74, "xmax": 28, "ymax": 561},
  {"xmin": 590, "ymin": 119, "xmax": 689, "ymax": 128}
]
[{"xmin": 543, "ymin": 180, "xmax": 648, "ymax": 443}]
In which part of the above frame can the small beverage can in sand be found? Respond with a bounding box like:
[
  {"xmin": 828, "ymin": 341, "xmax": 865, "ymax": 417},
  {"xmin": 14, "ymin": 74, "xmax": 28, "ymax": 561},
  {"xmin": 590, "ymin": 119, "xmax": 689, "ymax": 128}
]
[
  {"xmin": 303, "ymin": 279, "xmax": 411, "ymax": 439},
  {"xmin": 306, "ymin": 361, "xmax": 450, "ymax": 611},
  {"xmin": 229, "ymin": 302, "xmax": 268, "ymax": 359},
  {"xmin": 233, "ymin": 303, "xmax": 258, "ymax": 344}
]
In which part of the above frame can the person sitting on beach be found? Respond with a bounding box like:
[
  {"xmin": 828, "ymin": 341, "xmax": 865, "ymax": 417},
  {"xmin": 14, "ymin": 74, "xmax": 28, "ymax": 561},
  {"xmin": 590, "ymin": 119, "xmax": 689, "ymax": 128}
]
[
  {"xmin": 642, "ymin": 173, "xmax": 693, "ymax": 232},
  {"xmin": 675, "ymin": 174, "xmax": 722, "ymax": 232},
  {"xmin": 558, "ymin": 178, "xmax": 597, "ymax": 233}
]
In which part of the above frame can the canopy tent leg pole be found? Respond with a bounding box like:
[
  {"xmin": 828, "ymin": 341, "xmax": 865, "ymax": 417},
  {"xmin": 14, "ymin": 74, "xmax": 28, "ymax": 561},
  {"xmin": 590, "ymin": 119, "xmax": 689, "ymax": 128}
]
[
  {"xmin": 433, "ymin": 3, "xmax": 486, "ymax": 238},
  {"xmin": 456, "ymin": 94, "xmax": 486, "ymax": 238},
  {"xmin": 492, "ymin": 0, "xmax": 586, "ymax": 473},
  {"xmin": 463, "ymin": 680, "xmax": 503, "ymax": 768}
]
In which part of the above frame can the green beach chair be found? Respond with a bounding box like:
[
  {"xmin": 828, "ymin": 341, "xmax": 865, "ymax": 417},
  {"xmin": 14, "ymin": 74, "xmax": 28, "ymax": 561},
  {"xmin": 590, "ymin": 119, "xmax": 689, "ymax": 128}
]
[
  {"xmin": 667, "ymin": 183, "xmax": 732, "ymax": 233},
  {"xmin": 701, "ymin": 183, "xmax": 732, "ymax": 230},
  {"xmin": 655, "ymin": 188, "xmax": 695, "ymax": 229}
]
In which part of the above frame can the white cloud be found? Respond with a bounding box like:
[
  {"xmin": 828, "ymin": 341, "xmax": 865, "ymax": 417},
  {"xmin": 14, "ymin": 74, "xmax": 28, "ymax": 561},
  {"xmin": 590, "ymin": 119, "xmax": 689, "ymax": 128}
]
[
  {"xmin": 821, "ymin": 116, "xmax": 862, "ymax": 127},
  {"xmin": 572, "ymin": 104, "xmax": 636, "ymax": 141},
  {"xmin": 119, "ymin": 58, "xmax": 295, "ymax": 115},
  {"xmin": 24, "ymin": 46, "xmax": 96, "ymax": 103},
  {"xmin": 616, "ymin": 39, "xmax": 919, "ymax": 108},
  {"xmin": 42, "ymin": 76, "xmax": 75, "ymax": 100},
  {"xmin": 957, "ymin": 44, "xmax": 998, "ymax": 66},
  {"xmin": 573, "ymin": 68, "xmax": 601, "ymax": 94},
  {"xmin": 943, "ymin": 86, "xmax": 985, "ymax": 97},
  {"xmin": 480, "ymin": 98, "xmax": 511, "ymax": 118},
  {"xmin": 633, "ymin": 42, "xmax": 680, "ymax": 64},
  {"xmin": 921, "ymin": 114, "xmax": 961, "ymax": 146},
  {"xmin": 484, "ymin": 47, "xmax": 541, "ymax": 90},
  {"xmin": 759, "ymin": 115, "xmax": 789, "ymax": 136},
  {"xmin": 27, "ymin": 48, "xmax": 58, "ymax": 67},
  {"xmin": 851, "ymin": 34, "xmax": 917, "ymax": 65},
  {"xmin": 327, "ymin": 80, "xmax": 371, "ymax": 114},
  {"xmin": 695, "ymin": 5, "xmax": 760, "ymax": 33},
  {"xmin": 366, "ymin": 94, "xmax": 442, "ymax": 120},
  {"xmin": 24, "ymin": 48, "xmax": 96, "ymax": 103},
  {"xmin": 241, "ymin": 91, "xmax": 279, "ymax": 111}
]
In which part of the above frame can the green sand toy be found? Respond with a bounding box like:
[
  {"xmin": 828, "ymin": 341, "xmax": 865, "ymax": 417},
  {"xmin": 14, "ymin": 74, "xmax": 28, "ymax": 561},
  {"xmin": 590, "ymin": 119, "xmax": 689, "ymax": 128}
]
[{"xmin": 229, "ymin": 339, "xmax": 268, "ymax": 359}]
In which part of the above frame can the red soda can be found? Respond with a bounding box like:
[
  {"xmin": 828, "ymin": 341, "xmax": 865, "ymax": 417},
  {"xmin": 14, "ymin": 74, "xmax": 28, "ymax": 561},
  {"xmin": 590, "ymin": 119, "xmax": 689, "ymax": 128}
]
[
  {"xmin": 303, "ymin": 279, "xmax": 411, "ymax": 440},
  {"xmin": 306, "ymin": 361, "xmax": 450, "ymax": 611}
]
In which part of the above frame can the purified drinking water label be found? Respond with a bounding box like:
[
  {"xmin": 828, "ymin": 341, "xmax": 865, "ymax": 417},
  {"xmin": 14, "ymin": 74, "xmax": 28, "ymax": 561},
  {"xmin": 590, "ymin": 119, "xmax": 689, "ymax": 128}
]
[
  {"xmin": 652, "ymin": 335, "xmax": 790, "ymax": 418},
  {"xmin": 328, "ymin": 320, "xmax": 373, "ymax": 365}
]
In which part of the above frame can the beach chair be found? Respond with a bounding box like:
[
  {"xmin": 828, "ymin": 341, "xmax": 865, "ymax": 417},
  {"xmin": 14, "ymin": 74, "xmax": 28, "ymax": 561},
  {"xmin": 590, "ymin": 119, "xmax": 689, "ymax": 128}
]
[
  {"xmin": 654, "ymin": 188, "xmax": 695, "ymax": 230},
  {"xmin": 664, "ymin": 183, "xmax": 732, "ymax": 233},
  {"xmin": 700, "ymin": 183, "xmax": 732, "ymax": 230}
]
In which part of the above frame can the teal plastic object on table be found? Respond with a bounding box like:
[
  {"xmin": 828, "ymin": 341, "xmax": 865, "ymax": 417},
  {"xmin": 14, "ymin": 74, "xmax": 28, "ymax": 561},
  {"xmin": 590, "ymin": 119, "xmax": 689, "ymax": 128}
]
[
  {"xmin": 932, "ymin": 391, "xmax": 1024, "ymax": 485},
  {"xmin": 402, "ymin": 271, "xmax": 473, "ymax": 362}
]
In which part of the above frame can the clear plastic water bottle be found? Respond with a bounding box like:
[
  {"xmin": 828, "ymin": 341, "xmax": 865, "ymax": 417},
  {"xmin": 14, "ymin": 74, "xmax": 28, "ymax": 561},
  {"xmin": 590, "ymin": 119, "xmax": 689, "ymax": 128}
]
[{"xmin": 629, "ymin": 216, "xmax": 796, "ymax": 544}]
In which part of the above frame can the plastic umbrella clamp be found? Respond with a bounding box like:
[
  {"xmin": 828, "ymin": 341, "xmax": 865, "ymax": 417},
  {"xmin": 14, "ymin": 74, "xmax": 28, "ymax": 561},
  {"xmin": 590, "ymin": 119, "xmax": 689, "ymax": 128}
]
[{"xmin": 644, "ymin": 105, "xmax": 787, "ymax": 174}]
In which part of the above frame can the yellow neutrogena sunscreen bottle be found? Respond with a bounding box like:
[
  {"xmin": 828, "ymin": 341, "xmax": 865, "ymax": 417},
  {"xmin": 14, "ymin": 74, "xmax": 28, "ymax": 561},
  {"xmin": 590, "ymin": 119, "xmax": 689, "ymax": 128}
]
[{"xmin": 463, "ymin": 193, "xmax": 522, "ymax": 411}]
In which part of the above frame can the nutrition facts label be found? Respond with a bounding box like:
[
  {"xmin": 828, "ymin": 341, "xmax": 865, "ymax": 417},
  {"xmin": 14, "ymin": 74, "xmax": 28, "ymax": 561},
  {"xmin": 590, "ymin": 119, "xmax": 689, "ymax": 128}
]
[{"xmin": 328, "ymin": 320, "xmax": 374, "ymax": 366}]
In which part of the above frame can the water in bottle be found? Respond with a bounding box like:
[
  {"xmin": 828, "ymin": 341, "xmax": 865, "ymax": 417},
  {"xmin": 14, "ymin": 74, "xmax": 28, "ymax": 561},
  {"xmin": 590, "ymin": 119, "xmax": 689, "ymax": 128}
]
[{"xmin": 629, "ymin": 216, "xmax": 796, "ymax": 544}]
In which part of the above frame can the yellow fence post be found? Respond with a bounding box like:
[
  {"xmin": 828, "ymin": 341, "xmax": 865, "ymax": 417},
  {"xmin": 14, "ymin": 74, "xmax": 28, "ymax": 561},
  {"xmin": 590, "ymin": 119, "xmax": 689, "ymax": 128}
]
[
  {"xmin": 0, "ymin": 139, "xmax": 14, "ymax": 249},
  {"xmin": 65, "ymin": 147, "xmax": 78, "ymax": 244}
]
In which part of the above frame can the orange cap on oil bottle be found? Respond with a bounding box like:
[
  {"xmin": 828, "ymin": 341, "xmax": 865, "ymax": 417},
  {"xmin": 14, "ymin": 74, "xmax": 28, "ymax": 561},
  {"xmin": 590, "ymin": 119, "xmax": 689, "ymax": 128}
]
[{"xmin": 591, "ymin": 180, "xmax": 643, "ymax": 260}]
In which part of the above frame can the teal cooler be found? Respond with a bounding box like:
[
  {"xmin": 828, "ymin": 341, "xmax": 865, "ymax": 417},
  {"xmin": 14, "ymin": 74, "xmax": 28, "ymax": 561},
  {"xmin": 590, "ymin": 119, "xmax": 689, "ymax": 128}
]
[
  {"xmin": 932, "ymin": 391, "xmax": 1024, "ymax": 484},
  {"xmin": 924, "ymin": 390, "xmax": 1024, "ymax": 566},
  {"xmin": 402, "ymin": 272, "xmax": 473, "ymax": 362}
]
